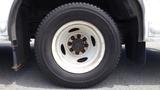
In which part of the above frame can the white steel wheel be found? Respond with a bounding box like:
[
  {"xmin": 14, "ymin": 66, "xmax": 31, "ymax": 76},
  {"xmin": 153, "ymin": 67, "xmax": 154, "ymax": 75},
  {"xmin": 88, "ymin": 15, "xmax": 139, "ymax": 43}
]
[{"xmin": 52, "ymin": 21, "xmax": 105, "ymax": 74}]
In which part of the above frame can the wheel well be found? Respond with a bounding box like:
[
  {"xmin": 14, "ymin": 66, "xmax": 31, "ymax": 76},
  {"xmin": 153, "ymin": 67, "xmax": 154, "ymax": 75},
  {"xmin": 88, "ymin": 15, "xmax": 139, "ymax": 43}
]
[
  {"xmin": 8, "ymin": 0, "xmax": 144, "ymax": 69},
  {"xmin": 9, "ymin": 0, "xmax": 143, "ymax": 43}
]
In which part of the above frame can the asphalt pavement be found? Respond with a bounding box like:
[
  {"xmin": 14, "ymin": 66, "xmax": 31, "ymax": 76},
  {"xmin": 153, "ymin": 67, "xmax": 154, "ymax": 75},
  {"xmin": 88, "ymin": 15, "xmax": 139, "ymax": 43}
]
[{"xmin": 0, "ymin": 42, "xmax": 160, "ymax": 90}]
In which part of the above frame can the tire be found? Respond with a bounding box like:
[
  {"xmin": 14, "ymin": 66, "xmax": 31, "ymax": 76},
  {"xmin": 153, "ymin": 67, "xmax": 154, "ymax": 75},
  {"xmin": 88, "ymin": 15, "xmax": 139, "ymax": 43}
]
[{"xmin": 35, "ymin": 3, "xmax": 121, "ymax": 88}]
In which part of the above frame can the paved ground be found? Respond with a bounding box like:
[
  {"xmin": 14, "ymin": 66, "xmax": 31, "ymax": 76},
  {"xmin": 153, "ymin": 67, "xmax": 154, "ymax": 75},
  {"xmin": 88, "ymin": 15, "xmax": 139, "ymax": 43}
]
[{"xmin": 0, "ymin": 42, "xmax": 160, "ymax": 90}]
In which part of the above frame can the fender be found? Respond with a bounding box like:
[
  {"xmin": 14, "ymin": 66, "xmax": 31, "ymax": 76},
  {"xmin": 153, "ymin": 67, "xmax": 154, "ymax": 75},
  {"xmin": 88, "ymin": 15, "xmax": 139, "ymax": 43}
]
[
  {"xmin": 8, "ymin": 0, "xmax": 22, "ymax": 41},
  {"xmin": 133, "ymin": 0, "xmax": 145, "ymax": 42},
  {"xmin": 8, "ymin": 0, "xmax": 25, "ymax": 71}
]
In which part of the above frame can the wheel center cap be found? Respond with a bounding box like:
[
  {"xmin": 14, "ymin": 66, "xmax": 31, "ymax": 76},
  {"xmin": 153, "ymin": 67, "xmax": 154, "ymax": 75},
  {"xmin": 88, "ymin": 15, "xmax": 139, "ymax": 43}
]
[
  {"xmin": 68, "ymin": 34, "xmax": 89, "ymax": 55},
  {"xmin": 72, "ymin": 39, "xmax": 84, "ymax": 51}
]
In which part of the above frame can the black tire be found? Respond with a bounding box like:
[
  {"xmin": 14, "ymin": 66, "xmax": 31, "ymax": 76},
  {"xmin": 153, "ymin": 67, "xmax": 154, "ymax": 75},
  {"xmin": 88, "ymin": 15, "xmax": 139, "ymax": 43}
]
[{"xmin": 35, "ymin": 3, "xmax": 121, "ymax": 88}]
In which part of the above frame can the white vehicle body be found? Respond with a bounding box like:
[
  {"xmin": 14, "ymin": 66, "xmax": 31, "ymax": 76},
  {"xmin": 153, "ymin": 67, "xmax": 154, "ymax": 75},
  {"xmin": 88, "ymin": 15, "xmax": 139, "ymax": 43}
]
[
  {"xmin": 0, "ymin": 0, "xmax": 160, "ymax": 41},
  {"xmin": 143, "ymin": 0, "xmax": 160, "ymax": 41}
]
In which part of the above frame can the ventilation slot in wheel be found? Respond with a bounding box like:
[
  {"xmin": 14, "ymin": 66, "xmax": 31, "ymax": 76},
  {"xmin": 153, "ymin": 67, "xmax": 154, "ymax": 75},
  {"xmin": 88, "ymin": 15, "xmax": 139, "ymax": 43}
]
[
  {"xmin": 91, "ymin": 36, "xmax": 96, "ymax": 46},
  {"xmin": 61, "ymin": 44, "xmax": 66, "ymax": 55},
  {"xmin": 77, "ymin": 57, "xmax": 88, "ymax": 63},
  {"xmin": 69, "ymin": 28, "xmax": 80, "ymax": 33}
]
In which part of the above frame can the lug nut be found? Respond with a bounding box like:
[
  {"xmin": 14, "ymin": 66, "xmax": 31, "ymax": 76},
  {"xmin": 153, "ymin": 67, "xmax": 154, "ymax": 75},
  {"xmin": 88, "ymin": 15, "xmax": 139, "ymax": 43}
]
[
  {"xmin": 81, "ymin": 49, "xmax": 86, "ymax": 53},
  {"xmin": 75, "ymin": 51, "xmax": 80, "ymax": 55},
  {"xmin": 70, "ymin": 48, "xmax": 74, "ymax": 52},
  {"xmin": 84, "ymin": 44, "xmax": 89, "ymax": 47},
  {"xmin": 83, "ymin": 37, "xmax": 87, "ymax": 41},
  {"xmin": 71, "ymin": 36, "xmax": 75, "ymax": 40},
  {"xmin": 77, "ymin": 34, "xmax": 81, "ymax": 39},
  {"xmin": 68, "ymin": 42, "xmax": 72, "ymax": 46}
]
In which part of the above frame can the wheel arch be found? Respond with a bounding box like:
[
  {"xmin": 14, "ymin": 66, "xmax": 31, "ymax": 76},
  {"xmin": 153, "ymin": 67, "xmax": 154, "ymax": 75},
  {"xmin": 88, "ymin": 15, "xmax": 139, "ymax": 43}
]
[
  {"xmin": 133, "ymin": 0, "xmax": 145, "ymax": 42},
  {"xmin": 8, "ymin": 0, "xmax": 30, "ymax": 70},
  {"xmin": 8, "ymin": 0, "xmax": 22, "ymax": 41},
  {"xmin": 8, "ymin": 0, "xmax": 145, "ymax": 43}
]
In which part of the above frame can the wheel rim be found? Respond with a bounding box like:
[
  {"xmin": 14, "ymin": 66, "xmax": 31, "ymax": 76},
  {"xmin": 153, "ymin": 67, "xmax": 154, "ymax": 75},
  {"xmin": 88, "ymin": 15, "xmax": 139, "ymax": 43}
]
[{"xmin": 52, "ymin": 21, "xmax": 105, "ymax": 74}]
